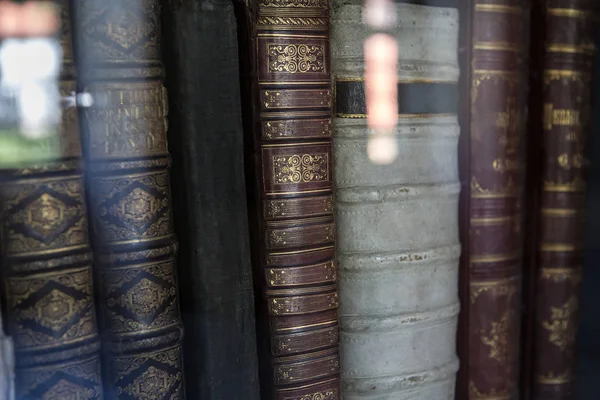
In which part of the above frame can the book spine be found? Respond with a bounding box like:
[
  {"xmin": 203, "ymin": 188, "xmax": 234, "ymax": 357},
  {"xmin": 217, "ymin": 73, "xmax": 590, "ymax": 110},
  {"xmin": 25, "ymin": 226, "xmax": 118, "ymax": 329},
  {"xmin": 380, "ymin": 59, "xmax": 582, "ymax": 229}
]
[
  {"xmin": 529, "ymin": 2, "xmax": 598, "ymax": 398},
  {"xmin": 332, "ymin": 2, "xmax": 461, "ymax": 399},
  {"xmin": 466, "ymin": 1, "xmax": 530, "ymax": 399},
  {"xmin": 72, "ymin": 0, "xmax": 186, "ymax": 397},
  {"xmin": 160, "ymin": 0, "xmax": 261, "ymax": 398},
  {"xmin": 237, "ymin": 0, "xmax": 341, "ymax": 398},
  {"xmin": 0, "ymin": 2, "xmax": 103, "ymax": 398}
]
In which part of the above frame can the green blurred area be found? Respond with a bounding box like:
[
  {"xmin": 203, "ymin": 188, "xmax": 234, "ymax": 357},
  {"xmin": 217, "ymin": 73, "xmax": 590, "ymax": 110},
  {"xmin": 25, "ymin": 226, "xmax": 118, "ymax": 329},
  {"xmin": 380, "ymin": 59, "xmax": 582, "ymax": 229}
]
[{"xmin": 0, "ymin": 129, "xmax": 59, "ymax": 169}]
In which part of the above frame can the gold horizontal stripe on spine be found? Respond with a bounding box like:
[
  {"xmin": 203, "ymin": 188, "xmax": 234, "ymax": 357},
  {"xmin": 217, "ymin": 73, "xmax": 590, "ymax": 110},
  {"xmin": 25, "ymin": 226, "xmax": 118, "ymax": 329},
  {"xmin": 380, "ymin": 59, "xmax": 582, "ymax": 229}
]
[
  {"xmin": 269, "ymin": 293, "xmax": 338, "ymax": 315},
  {"xmin": 10, "ymin": 243, "xmax": 89, "ymax": 258},
  {"xmin": 259, "ymin": 8, "xmax": 327, "ymax": 16},
  {"xmin": 12, "ymin": 331, "xmax": 97, "ymax": 353},
  {"xmin": 336, "ymin": 113, "xmax": 456, "ymax": 119},
  {"xmin": 473, "ymin": 69, "xmax": 518, "ymax": 76},
  {"xmin": 257, "ymin": 33, "xmax": 328, "ymax": 38},
  {"xmin": 266, "ymin": 284, "xmax": 336, "ymax": 296},
  {"xmin": 266, "ymin": 215, "xmax": 333, "ymax": 227},
  {"xmin": 541, "ymin": 208, "xmax": 578, "ymax": 216},
  {"xmin": 267, "ymin": 262, "xmax": 335, "ymax": 287},
  {"xmin": 543, "ymin": 182, "xmax": 586, "ymax": 192},
  {"xmin": 266, "ymin": 188, "xmax": 331, "ymax": 196},
  {"xmin": 258, "ymin": 26, "xmax": 327, "ymax": 31},
  {"xmin": 541, "ymin": 267, "xmax": 581, "ymax": 277},
  {"xmin": 101, "ymin": 258, "xmax": 175, "ymax": 271},
  {"xmin": 274, "ymin": 347, "xmax": 337, "ymax": 363},
  {"xmin": 259, "ymin": 81, "xmax": 330, "ymax": 85},
  {"xmin": 9, "ymin": 265, "xmax": 90, "ymax": 279},
  {"xmin": 471, "ymin": 192, "xmax": 517, "ymax": 199},
  {"xmin": 268, "ymin": 245, "xmax": 334, "ymax": 256},
  {"xmin": 471, "ymin": 215, "xmax": 515, "ymax": 225},
  {"xmin": 262, "ymin": 111, "xmax": 330, "ymax": 118},
  {"xmin": 112, "ymin": 322, "xmax": 182, "ymax": 338},
  {"xmin": 104, "ymin": 233, "xmax": 174, "ymax": 246},
  {"xmin": 475, "ymin": 4, "xmax": 523, "ymax": 14},
  {"xmin": 262, "ymin": 141, "xmax": 330, "ymax": 148},
  {"xmin": 540, "ymin": 243, "xmax": 580, "ymax": 252},
  {"xmin": 544, "ymin": 69, "xmax": 590, "ymax": 79},
  {"xmin": 546, "ymin": 43, "xmax": 597, "ymax": 55},
  {"xmin": 547, "ymin": 8, "xmax": 590, "ymax": 19},
  {"xmin": 276, "ymin": 319, "xmax": 338, "ymax": 332},
  {"xmin": 535, "ymin": 375, "xmax": 571, "ymax": 384},
  {"xmin": 276, "ymin": 377, "xmax": 339, "ymax": 392},
  {"xmin": 474, "ymin": 41, "xmax": 520, "ymax": 52},
  {"xmin": 9, "ymin": 173, "xmax": 83, "ymax": 185},
  {"xmin": 470, "ymin": 253, "xmax": 519, "ymax": 263},
  {"xmin": 470, "ymin": 275, "xmax": 519, "ymax": 287}
]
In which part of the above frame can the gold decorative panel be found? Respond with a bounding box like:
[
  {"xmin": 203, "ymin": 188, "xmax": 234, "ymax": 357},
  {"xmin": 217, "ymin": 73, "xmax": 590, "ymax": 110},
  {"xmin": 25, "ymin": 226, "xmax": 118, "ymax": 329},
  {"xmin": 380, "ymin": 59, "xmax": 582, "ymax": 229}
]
[{"xmin": 268, "ymin": 44, "xmax": 325, "ymax": 73}]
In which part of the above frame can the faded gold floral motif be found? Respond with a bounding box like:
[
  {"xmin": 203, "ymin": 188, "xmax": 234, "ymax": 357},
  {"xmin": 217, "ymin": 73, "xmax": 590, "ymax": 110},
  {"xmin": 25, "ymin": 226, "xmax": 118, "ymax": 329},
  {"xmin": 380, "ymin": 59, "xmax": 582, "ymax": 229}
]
[{"xmin": 542, "ymin": 296, "xmax": 578, "ymax": 352}]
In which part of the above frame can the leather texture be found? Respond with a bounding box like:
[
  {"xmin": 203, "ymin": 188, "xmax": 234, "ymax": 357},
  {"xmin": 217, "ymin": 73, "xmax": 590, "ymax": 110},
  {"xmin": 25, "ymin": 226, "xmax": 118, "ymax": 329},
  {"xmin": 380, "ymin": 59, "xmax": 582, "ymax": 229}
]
[
  {"xmin": 73, "ymin": 0, "xmax": 186, "ymax": 397},
  {"xmin": 236, "ymin": 0, "xmax": 341, "ymax": 398},
  {"xmin": 332, "ymin": 1, "xmax": 461, "ymax": 399},
  {"xmin": 0, "ymin": 2, "xmax": 104, "ymax": 398},
  {"xmin": 459, "ymin": 1, "xmax": 530, "ymax": 399},
  {"xmin": 523, "ymin": 1, "xmax": 598, "ymax": 399}
]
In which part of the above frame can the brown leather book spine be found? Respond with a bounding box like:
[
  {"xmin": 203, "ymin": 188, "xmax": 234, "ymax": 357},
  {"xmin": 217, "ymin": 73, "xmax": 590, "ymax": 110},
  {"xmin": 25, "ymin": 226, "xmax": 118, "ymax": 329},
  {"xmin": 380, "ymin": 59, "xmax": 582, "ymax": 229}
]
[
  {"xmin": 527, "ymin": 2, "xmax": 598, "ymax": 398},
  {"xmin": 0, "ymin": 2, "xmax": 103, "ymax": 398},
  {"xmin": 464, "ymin": 1, "xmax": 530, "ymax": 399},
  {"xmin": 236, "ymin": 0, "xmax": 340, "ymax": 398},
  {"xmin": 72, "ymin": 0, "xmax": 185, "ymax": 397}
]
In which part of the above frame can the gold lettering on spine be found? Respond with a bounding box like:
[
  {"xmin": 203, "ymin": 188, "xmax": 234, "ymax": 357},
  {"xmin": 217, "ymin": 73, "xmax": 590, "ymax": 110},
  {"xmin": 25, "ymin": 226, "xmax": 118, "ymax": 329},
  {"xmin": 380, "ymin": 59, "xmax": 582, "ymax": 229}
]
[
  {"xmin": 543, "ymin": 104, "xmax": 581, "ymax": 130},
  {"xmin": 75, "ymin": 0, "xmax": 185, "ymax": 397},
  {"xmin": 86, "ymin": 83, "xmax": 168, "ymax": 159}
]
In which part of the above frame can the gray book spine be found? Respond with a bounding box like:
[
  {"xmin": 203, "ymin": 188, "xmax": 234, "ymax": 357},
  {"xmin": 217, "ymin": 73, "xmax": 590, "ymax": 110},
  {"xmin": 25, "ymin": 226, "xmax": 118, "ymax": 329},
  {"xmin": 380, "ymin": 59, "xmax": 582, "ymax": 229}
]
[{"xmin": 331, "ymin": 2, "xmax": 461, "ymax": 398}]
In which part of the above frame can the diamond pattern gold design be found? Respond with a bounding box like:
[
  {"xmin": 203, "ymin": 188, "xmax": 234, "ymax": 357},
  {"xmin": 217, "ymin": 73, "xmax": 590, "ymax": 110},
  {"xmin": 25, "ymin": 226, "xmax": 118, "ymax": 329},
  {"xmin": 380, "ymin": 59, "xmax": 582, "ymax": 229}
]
[
  {"xmin": 118, "ymin": 188, "xmax": 165, "ymax": 230},
  {"xmin": 98, "ymin": 181, "xmax": 169, "ymax": 235},
  {"xmin": 83, "ymin": 6, "xmax": 157, "ymax": 55},
  {"xmin": 122, "ymin": 366, "xmax": 178, "ymax": 399},
  {"xmin": 115, "ymin": 277, "xmax": 171, "ymax": 320},
  {"xmin": 27, "ymin": 193, "xmax": 65, "ymax": 237},
  {"xmin": 42, "ymin": 378, "xmax": 92, "ymax": 400},
  {"xmin": 7, "ymin": 186, "xmax": 82, "ymax": 246},
  {"xmin": 36, "ymin": 289, "xmax": 76, "ymax": 332}
]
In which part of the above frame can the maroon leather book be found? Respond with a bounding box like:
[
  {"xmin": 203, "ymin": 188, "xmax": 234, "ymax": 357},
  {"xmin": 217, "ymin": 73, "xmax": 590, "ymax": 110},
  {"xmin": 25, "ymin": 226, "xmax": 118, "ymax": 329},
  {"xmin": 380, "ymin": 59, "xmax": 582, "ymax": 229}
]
[
  {"xmin": 457, "ymin": 0, "xmax": 530, "ymax": 398},
  {"xmin": 236, "ymin": 0, "xmax": 341, "ymax": 398},
  {"xmin": 522, "ymin": 1, "xmax": 598, "ymax": 399}
]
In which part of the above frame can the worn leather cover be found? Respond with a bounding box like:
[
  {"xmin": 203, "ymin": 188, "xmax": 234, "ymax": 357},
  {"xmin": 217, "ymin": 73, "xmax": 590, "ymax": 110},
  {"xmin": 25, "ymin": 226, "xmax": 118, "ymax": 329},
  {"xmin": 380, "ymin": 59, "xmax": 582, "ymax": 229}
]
[
  {"xmin": 236, "ymin": 0, "xmax": 341, "ymax": 398},
  {"xmin": 72, "ymin": 0, "xmax": 185, "ymax": 397},
  {"xmin": 458, "ymin": 0, "xmax": 530, "ymax": 399},
  {"xmin": 0, "ymin": 2, "xmax": 104, "ymax": 398},
  {"xmin": 522, "ymin": 1, "xmax": 598, "ymax": 399},
  {"xmin": 160, "ymin": 0, "xmax": 261, "ymax": 398},
  {"xmin": 332, "ymin": 1, "xmax": 461, "ymax": 399}
]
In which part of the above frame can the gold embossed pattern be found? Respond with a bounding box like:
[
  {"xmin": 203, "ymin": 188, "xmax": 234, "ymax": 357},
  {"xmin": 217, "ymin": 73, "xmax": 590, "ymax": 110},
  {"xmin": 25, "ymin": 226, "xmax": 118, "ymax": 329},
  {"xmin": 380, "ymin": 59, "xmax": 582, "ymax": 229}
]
[
  {"xmin": 109, "ymin": 345, "xmax": 184, "ymax": 399},
  {"xmin": 268, "ymin": 44, "xmax": 325, "ymax": 73},
  {"xmin": 273, "ymin": 154, "xmax": 329, "ymax": 184},
  {"xmin": 74, "ymin": 0, "xmax": 185, "ymax": 398},
  {"xmin": 90, "ymin": 172, "xmax": 173, "ymax": 245},
  {"xmin": 5, "ymin": 267, "xmax": 97, "ymax": 351},
  {"xmin": 16, "ymin": 355, "xmax": 103, "ymax": 399},
  {"xmin": 2, "ymin": 177, "xmax": 89, "ymax": 258},
  {"xmin": 102, "ymin": 260, "xmax": 180, "ymax": 334}
]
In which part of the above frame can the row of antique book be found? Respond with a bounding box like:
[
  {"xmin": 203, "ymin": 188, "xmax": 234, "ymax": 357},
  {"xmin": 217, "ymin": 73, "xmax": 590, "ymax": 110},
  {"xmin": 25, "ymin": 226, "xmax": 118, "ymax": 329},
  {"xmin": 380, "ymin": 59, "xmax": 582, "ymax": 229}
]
[{"xmin": 0, "ymin": 0, "xmax": 596, "ymax": 399}]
